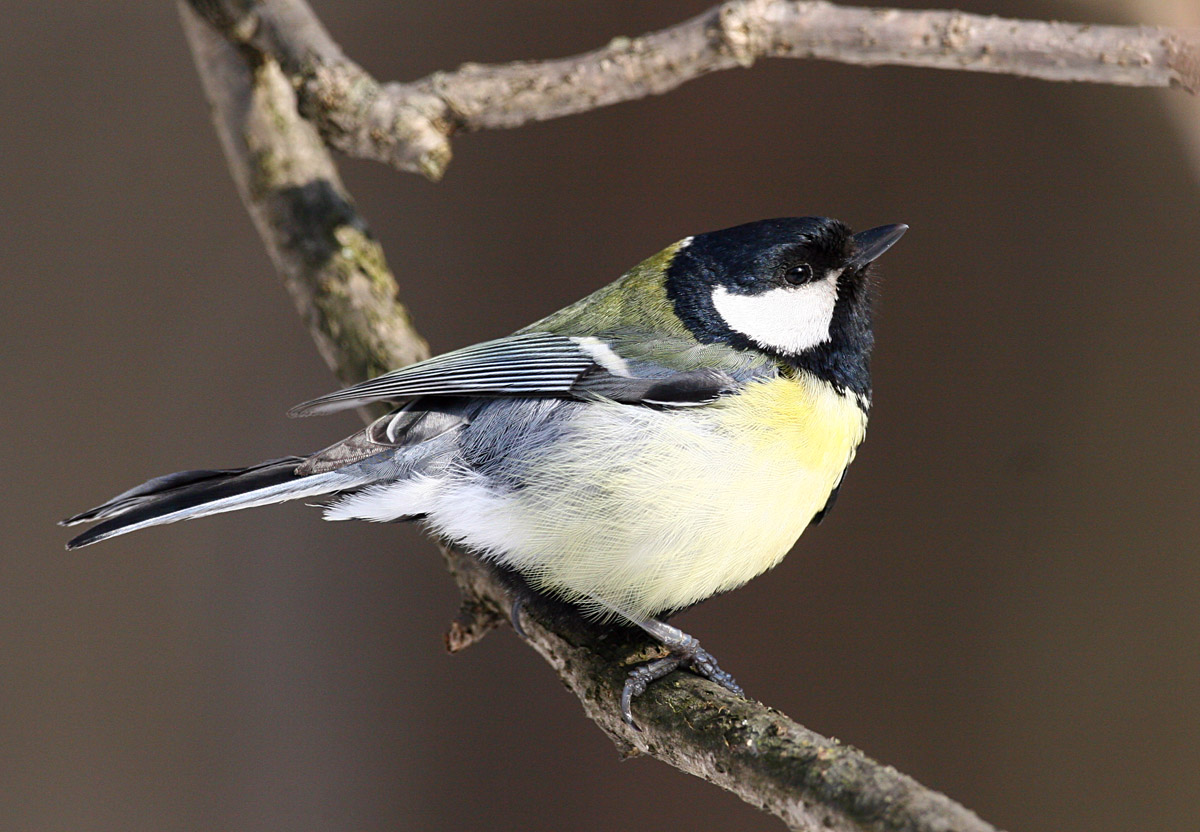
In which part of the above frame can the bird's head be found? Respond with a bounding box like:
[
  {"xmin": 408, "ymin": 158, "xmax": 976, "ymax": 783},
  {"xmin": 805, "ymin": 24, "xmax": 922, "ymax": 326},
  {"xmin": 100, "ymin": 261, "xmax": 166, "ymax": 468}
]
[
  {"xmin": 666, "ymin": 217, "xmax": 906, "ymax": 358},
  {"xmin": 664, "ymin": 217, "xmax": 906, "ymax": 395}
]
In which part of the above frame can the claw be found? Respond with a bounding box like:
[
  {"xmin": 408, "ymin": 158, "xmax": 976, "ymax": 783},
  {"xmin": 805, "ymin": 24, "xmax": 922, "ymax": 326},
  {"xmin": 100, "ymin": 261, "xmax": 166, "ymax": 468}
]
[
  {"xmin": 621, "ymin": 655, "xmax": 684, "ymax": 729},
  {"xmin": 689, "ymin": 648, "xmax": 744, "ymax": 697},
  {"xmin": 510, "ymin": 597, "xmax": 527, "ymax": 639},
  {"xmin": 619, "ymin": 623, "xmax": 744, "ymax": 729}
]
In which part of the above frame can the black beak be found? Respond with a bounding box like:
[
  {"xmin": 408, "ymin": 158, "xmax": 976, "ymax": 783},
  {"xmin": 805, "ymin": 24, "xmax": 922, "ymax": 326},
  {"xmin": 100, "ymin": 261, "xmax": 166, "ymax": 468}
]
[{"xmin": 848, "ymin": 224, "xmax": 908, "ymax": 268}]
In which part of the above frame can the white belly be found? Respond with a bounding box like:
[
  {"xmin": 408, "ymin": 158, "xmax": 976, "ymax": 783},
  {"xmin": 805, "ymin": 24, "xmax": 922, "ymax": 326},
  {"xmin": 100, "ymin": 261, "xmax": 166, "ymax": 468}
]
[{"xmin": 421, "ymin": 376, "xmax": 867, "ymax": 622}]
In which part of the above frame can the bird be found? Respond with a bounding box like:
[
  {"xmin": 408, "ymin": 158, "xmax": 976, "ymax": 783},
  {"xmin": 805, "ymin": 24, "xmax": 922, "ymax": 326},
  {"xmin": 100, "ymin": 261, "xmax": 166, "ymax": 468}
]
[{"xmin": 62, "ymin": 216, "xmax": 906, "ymax": 726}]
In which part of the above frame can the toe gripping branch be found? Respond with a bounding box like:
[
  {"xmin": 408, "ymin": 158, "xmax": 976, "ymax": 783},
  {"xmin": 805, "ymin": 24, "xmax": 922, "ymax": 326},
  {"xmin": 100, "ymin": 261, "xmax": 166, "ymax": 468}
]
[
  {"xmin": 621, "ymin": 626, "xmax": 744, "ymax": 729},
  {"xmin": 502, "ymin": 589, "xmax": 743, "ymax": 730}
]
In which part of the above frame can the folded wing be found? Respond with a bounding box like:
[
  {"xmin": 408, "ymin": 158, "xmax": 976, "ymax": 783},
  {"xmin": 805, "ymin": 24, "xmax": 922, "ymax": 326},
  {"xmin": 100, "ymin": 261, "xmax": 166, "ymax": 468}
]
[{"xmin": 288, "ymin": 331, "xmax": 748, "ymax": 417}]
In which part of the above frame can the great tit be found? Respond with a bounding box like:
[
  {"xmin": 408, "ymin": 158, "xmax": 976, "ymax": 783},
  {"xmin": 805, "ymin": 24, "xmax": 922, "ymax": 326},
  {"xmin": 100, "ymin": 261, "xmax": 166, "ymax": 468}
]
[{"xmin": 62, "ymin": 216, "xmax": 906, "ymax": 724}]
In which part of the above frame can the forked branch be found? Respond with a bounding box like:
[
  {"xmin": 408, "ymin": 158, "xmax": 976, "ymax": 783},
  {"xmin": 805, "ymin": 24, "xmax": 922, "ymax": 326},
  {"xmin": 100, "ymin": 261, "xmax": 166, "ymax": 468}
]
[{"xmin": 190, "ymin": 0, "xmax": 1198, "ymax": 180}]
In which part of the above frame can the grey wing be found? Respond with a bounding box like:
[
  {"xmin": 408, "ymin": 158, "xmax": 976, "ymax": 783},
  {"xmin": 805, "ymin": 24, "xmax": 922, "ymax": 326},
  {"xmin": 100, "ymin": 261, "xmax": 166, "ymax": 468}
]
[{"xmin": 288, "ymin": 331, "xmax": 750, "ymax": 417}]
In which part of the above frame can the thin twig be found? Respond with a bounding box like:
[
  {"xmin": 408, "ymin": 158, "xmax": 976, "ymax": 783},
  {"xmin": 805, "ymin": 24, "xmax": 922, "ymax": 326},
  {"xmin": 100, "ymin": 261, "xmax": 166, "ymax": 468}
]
[
  {"xmin": 178, "ymin": 3, "xmax": 1001, "ymax": 828},
  {"xmin": 189, "ymin": 0, "xmax": 1198, "ymax": 180}
]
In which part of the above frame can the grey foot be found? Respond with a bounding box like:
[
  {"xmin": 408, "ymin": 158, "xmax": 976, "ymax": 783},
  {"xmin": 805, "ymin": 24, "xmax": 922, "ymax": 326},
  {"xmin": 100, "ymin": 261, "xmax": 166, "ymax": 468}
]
[{"xmin": 620, "ymin": 621, "xmax": 744, "ymax": 729}]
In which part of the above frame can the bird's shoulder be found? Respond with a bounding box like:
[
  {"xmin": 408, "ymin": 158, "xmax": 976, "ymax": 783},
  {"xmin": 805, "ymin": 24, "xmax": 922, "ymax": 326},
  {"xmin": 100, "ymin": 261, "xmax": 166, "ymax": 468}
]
[{"xmin": 290, "ymin": 239, "xmax": 777, "ymax": 417}]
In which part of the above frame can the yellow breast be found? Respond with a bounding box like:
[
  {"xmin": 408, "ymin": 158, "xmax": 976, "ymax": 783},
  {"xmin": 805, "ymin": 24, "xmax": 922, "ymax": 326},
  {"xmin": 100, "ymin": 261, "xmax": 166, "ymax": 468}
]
[
  {"xmin": 712, "ymin": 372, "xmax": 868, "ymax": 478},
  {"xmin": 460, "ymin": 373, "xmax": 867, "ymax": 622}
]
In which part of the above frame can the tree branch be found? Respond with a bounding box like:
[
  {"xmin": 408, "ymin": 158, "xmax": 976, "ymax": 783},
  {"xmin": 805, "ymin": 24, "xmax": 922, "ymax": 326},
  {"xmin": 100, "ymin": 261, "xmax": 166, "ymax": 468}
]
[
  {"xmin": 181, "ymin": 0, "xmax": 429, "ymax": 386},
  {"xmin": 178, "ymin": 3, "xmax": 1001, "ymax": 828},
  {"xmin": 440, "ymin": 543, "xmax": 1000, "ymax": 832},
  {"xmin": 190, "ymin": 0, "xmax": 1198, "ymax": 181}
]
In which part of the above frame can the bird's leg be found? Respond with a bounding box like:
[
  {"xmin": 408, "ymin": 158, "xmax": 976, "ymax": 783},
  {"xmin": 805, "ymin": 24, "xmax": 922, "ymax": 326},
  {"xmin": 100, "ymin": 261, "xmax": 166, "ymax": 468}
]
[{"xmin": 621, "ymin": 618, "xmax": 744, "ymax": 729}]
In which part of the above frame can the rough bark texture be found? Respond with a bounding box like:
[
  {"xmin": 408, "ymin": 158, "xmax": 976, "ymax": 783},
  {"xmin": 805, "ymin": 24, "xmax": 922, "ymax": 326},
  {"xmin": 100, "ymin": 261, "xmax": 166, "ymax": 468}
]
[
  {"xmin": 440, "ymin": 545, "xmax": 1000, "ymax": 832},
  {"xmin": 190, "ymin": 0, "xmax": 1198, "ymax": 181},
  {"xmin": 181, "ymin": 2, "xmax": 429, "ymax": 385},
  {"xmin": 178, "ymin": 4, "xmax": 1005, "ymax": 829}
]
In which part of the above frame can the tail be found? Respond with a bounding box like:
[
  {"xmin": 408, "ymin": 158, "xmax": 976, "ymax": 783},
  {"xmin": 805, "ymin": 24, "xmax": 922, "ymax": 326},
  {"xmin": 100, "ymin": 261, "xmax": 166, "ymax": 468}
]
[{"xmin": 61, "ymin": 456, "xmax": 373, "ymax": 550}]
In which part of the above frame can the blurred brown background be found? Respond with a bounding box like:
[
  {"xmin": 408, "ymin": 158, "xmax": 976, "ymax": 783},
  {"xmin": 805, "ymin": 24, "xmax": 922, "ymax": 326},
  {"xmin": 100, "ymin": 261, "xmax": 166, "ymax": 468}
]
[{"xmin": 3, "ymin": 1, "xmax": 1197, "ymax": 830}]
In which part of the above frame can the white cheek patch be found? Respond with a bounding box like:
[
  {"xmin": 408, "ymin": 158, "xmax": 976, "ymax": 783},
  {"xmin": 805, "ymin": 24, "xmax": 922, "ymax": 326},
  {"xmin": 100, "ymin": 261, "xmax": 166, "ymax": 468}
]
[{"xmin": 711, "ymin": 271, "xmax": 841, "ymax": 354}]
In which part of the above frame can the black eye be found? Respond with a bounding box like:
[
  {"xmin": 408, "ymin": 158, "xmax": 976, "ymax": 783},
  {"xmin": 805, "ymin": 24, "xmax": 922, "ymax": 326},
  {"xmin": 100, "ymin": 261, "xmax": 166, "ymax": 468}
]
[{"xmin": 783, "ymin": 263, "xmax": 813, "ymax": 285}]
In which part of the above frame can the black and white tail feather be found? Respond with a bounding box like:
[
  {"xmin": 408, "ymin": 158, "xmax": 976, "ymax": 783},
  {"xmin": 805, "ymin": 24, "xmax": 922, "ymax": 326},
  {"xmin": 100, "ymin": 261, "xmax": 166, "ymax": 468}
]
[{"xmin": 60, "ymin": 457, "xmax": 378, "ymax": 550}]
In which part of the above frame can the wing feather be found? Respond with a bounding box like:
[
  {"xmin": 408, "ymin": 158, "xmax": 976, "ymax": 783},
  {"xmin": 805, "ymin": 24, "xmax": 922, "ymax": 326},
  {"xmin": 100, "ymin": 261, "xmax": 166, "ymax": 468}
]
[
  {"xmin": 289, "ymin": 333, "xmax": 593, "ymax": 416},
  {"xmin": 288, "ymin": 331, "xmax": 758, "ymax": 417}
]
